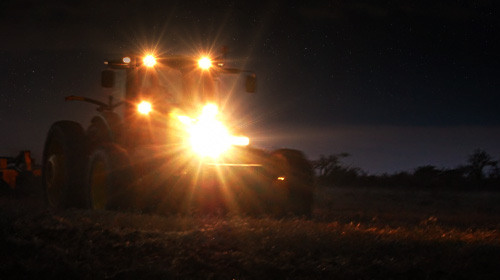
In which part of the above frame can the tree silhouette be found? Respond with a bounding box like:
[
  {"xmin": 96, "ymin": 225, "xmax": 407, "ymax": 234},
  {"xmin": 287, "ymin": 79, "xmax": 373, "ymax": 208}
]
[
  {"xmin": 312, "ymin": 150, "xmax": 500, "ymax": 189},
  {"xmin": 467, "ymin": 149, "xmax": 497, "ymax": 181},
  {"xmin": 312, "ymin": 153, "xmax": 349, "ymax": 177},
  {"xmin": 312, "ymin": 153, "xmax": 363, "ymax": 186}
]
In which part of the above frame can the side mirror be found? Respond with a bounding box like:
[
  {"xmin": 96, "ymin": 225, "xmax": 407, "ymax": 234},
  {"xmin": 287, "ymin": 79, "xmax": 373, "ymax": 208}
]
[
  {"xmin": 245, "ymin": 74, "xmax": 257, "ymax": 93},
  {"xmin": 101, "ymin": 70, "xmax": 115, "ymax": 88}
]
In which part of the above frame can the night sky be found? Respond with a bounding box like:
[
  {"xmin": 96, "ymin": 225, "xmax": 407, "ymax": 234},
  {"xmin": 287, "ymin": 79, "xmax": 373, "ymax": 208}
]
[{"xmin": 1, "ymin": 0, "xmax": 499, "ymax": 174}]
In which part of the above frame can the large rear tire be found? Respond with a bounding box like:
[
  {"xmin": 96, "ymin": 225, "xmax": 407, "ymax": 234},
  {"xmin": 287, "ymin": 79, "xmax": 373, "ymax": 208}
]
[
  {"xmin": 271, "ymin": 149, "xmax": 314, "ymax": 217},
  {"xmin": 86, "ymin": 144, "xmax": 134, "ymax": 210},
  {"xmin": 42, "ymin": 121, "xmax": 87, "ymax": 209}
]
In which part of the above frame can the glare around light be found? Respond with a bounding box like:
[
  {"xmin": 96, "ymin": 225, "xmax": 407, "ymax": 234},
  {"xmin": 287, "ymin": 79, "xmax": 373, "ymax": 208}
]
[
  {"xmin": 190, "ymin": 116, "xmax": 231, "ymax": 158},
  {"xmin": 198, "ymin": 57, "xmax": 212, "ymax": 70},
  {"xmin": 177, "ymin": 104, "xmax": 249, "ymax": 159},
  {"xmin": 201, "ymin": 103, "xmax": 218, "ymax": 118},
  {"xmin": 143, "ymin": 55, "xmax": 157, "ymax": 67},
  {"xmin": 122, "ymin": 57, "xmax": 131, "ymax": 64},
  {"xmin": 137, "ymin": 101, "xmax": 152, "ymax": 115},
  {"xmin": 177, "ymin": 115, "xmax": 192, "ymax": 125},
  {"xmin": 190, "ymin": 104, "xmax": 229, "ymax": 158},
  {"xmin": 231, "ymin": 136, "xmax": 250, "ymax": 146}
]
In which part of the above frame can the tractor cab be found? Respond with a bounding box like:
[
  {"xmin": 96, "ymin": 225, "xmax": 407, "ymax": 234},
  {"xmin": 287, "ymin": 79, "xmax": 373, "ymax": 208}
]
[
  {"xmin": 102, "ymin": 54, "xmax": 255, "ymax": 112},
  {"xmin": 96, "ymin": 54, "xmax": 256, "ymax": 159}
]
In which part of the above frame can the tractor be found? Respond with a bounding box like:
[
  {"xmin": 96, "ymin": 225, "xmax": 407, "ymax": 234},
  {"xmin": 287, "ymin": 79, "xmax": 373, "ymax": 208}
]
[{"xmin": 42, "ymin": 51, "xmax": 314, "ymax": 216}]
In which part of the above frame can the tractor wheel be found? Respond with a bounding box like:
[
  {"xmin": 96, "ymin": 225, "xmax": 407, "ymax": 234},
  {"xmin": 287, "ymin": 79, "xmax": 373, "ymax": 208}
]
[
  {"xmin": 271, "ymin": 149, "xmax": 315, "ymax": 217},
  {"xmin": 42, "ymin": 121, "xmax": 87, "ymax": 209},
  {"xmin": 86, "ymin": 144, "xmax": 134, "ymax": 210}
]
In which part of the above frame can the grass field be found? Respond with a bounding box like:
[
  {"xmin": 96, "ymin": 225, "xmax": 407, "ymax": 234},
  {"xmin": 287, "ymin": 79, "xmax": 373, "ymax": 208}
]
[{"xmin": 1, "ymin": 186, "xmax": 500, "ymax": 279}]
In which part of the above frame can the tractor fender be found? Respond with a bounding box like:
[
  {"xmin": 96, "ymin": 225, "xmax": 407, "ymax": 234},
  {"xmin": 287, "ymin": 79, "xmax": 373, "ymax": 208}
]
[{"xmin": 270, "ymin": 148, "xmax": 315, "ymax": 217}]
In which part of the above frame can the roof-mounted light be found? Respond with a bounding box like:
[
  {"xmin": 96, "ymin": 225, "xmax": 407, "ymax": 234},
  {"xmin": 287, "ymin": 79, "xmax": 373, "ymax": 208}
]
[
  {"xmin": 198, "ymin": 57, "xmax": 212, "ymax": 70},
  {"xmin": 143, "ymin": 55, "xmax": 157, "ymax": 67}
]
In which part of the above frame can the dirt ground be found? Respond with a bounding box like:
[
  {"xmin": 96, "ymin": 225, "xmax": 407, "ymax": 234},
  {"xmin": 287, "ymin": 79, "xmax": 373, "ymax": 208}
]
[{"xmin": 1, "ymin": 185, "xmax": 500, "ymax": 279}]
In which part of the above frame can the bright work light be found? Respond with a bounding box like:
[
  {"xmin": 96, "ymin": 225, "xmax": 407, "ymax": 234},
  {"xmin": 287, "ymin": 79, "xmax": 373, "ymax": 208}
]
[
  {"xmin": 198, "ymin": 57, "xmax": 212, "ymax": 70},
  {"xmin": 177, "ymin": 104, "xmax": 250, "ymax": 158},
  {"xmin": 137, "ymin": 101, "xmax": 152, "ymax": 115},
  {"xmin": 143, "ymin": 55, "xmax": 156, "ymax": 67}
]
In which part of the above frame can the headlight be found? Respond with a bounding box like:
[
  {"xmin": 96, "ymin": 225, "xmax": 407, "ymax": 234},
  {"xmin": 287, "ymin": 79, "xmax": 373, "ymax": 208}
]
[
  {"xmin": 190, "ymin": 113, "xmax": 231, "ymax": 158},
  {"xmin": 177, "ymin": 104, "xmax": 249, "ymax": 158},
  {"xmin": 137, "ymin": 101, "xmax": 152, "ymax": 115}
]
